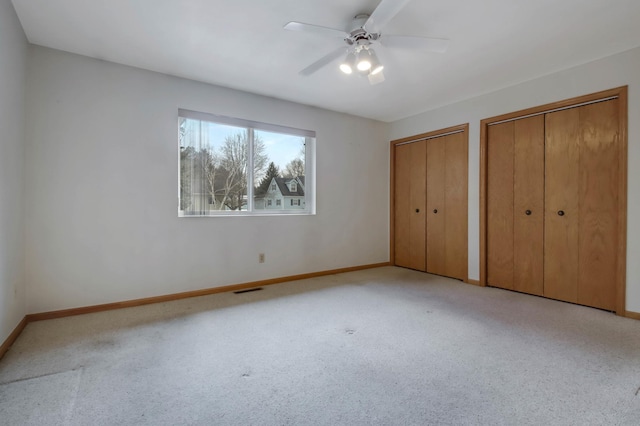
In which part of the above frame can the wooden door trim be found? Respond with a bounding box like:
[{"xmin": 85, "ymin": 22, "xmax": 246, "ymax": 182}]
[
  {"xmin": 390, "ymin": 123, "xmax": 469, "ymax": 274},
  {"xmin": 479, "ymin": 86, "xmax": 628, "ymax": 315},
  {"xmin": 392, "ymin": 124, "xmax": 469, "ymax": 146},
  {"xmin": 616, "ymin": 88, "xmax": 628, "ymax": 314},
  {"xmin": 480, "ymin": 87, "xmax": 625, "ymax": 126}
]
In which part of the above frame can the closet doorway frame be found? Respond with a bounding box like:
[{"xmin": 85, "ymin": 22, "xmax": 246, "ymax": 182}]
[
  {"xmin": 390, "ymin": 123, "xmax": 470, "ymax": 281},
  {"xmin": 479, "ymin": 86, "xmax": 628, "ymax": 316}
]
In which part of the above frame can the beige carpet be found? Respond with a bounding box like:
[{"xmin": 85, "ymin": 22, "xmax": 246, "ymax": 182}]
[{"xmin": 1, "ymin": 266, "xmax": 639, "ymax": 425}]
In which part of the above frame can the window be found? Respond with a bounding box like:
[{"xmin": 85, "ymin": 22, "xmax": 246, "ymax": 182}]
[
  {"xmin": 179, "ymin": 109, "xmax": 314, "ymax": 216},
  {"xmin": 290, "ymin": 199, "xmax": 301, "ymax": 206}
]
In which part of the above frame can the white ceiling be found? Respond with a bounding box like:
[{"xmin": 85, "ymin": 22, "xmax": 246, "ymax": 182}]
[{"xmin": 11, "ymin": 0, "xmax": 640, "ymax": 122}]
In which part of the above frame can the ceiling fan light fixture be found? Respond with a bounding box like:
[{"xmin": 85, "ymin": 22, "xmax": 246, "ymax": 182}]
[
  {"xmin": 339, "ymin": 52, "xmax": 356, "ymax": 74},
  {"xmin": 356, "ymin": 48, "xmax": 372, "ymax": 71},
  {"xmin": 368, "ymin": 49, "xmax": 384, "ymax": 75},
  {"xmin": 368, "ymin": 69, "xmax": 385, "ymax": 85},
  {"xmin": 370, "ymin": 64, "xmax": 384, "ymax": 75},
  {"xmin": 339, "ymin": 63, "xmax": 352, "ymax": 74}
]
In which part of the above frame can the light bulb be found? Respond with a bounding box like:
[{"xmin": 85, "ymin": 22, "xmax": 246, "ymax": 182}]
[
  {"xmin": 340, "ymin": 63, "xmax": 352, "ymax": 74},
  {"xmin": 370, "ymin": 64, "xmax": 384, "ymax": 75},
  {"xmin": 357, "ymin": 49, "xmax": 372, "ymax": 71},
  {"xmin": 368, "ymin": 69, "xmax": 385, "ymax": 85},
  {"xmin": 368, "ymin": 49, "xmax": 383, "ymax": 75},
  {"xmin": 340, "ymin": 52, "xmax": 356, "ymax": 74}
]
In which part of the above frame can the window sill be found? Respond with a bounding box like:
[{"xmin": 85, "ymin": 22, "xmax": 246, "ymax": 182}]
[{"xmin": 179, "ymin": 211, "xmax": 314, "ymax": 218}]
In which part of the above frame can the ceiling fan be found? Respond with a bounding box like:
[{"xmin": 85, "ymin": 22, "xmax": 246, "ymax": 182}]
[{"xmin": 284, "ymin": 0, "xmax": 449, "ymax": 85}]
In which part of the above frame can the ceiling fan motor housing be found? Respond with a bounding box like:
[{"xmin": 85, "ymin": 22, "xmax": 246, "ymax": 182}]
[{"xmin": 345, "ymin": 14, "xmax": 379, "ymax": 46}]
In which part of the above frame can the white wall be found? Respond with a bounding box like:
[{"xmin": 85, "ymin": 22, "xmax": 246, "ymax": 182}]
[
  {"xmin": 390, "ymin": 46, "xmax": 640, "ymax": 313},
  {"xmin": 25, "ymin": 47, "xmax": 390, "ymax": 313},
  {"xmin": 0, "ymin": 0, "xmax": 28, "ymax": 342}
]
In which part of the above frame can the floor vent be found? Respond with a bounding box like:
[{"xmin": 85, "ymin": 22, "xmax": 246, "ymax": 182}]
[{"xmin": 233, "ymin": 287, "xmax": 263, "ymax": 294}]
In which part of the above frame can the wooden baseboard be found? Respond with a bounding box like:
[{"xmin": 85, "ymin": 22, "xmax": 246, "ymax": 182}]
[
  {"xmin": 26, "ymin": 262, "xmax": 391, "ymax": 322},
  {"xmin": 466, "ymin": 279, "xmax": 481, "ymax": 286},
  {"xmin": 0, "ymin": 316, "xmax": 27, "ymax": 361},
  {"xmin": 625, "ymin": 310, "xmax": 640, "ymax": 320}
]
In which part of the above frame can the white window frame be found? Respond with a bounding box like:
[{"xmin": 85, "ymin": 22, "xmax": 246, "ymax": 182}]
[{"xmin": 178, "ymin": 109, "xmax": 315, "ymax": 216}]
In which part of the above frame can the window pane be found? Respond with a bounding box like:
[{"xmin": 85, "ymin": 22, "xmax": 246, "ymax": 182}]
[
  {"xmin": 179, "ymin": 118, "xmax": 249, "ymax": 214},
  {"xmin": 179, "ymin": 110, "xmax": 313, "ymax": 216},
  {"xmin": 253, "ymin": 130, "xmax": 306, "ymax": 211}
]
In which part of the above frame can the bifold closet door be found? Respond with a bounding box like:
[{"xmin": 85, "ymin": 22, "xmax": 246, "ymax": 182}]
[
  {"xmin": 513, "ymin": 116, "xmax": 544, "ymax": 295},
  {"xmin": 426, "ymin": 133, "xmax": 468, "ymax": 280},
  {"xmin": 394, "ymin": 140, "xmax": 427, "ymax": 271},
  {"xmin": 545, "ymin": 99, "xmax": 619, "ymax": 310},
  {"xmin": 486, "ymin": 116, "xmax": 544, "ymax": 293},
  {"xmin": 426, "ymin": 136, "xmax": 446, "ymax": 275},
  {"xmin": 486, "ymin": 122, "xmax": 515, "ymax": 289},
  {"xmin": 543, "ymin": 108, "xmax": 580, "ymax": 303},
  {"xmin": 444, "ymin": 132, "xmax": 468, "ymax": 280}
]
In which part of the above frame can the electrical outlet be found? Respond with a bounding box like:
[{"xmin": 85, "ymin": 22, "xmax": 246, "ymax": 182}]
[{"xmin": 259, "ymin": 253, "xmax": 265, "ymax": 263}]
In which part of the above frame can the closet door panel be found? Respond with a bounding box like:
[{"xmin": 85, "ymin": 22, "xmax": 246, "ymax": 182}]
[
  {"xmin": 544, "ymin": 108, "xmax": 580, "ymax": 303},
  {"xmin": 394, "ymin": 143, "xmax": 412, "ymax": 268},
  {"xmin": 578, "ymin": 100, "xmax": 619, "ymax": 310},
  {"xmin": 444, "ymin": 132, "xmax": 468, "ymax": 280},
  {"xmin": 486, "ymin": 122, "xmax": 514, "ymax": 289},
  {"xmin": 394, "ymin": 141, "xmax": 427, "ymax": 271},
  {"xmin": 513, "ymin": 116, "xmax": 545, "ymax": 296},
  {"xmin": 426, "ymin": 136, "xmax": 446, "ymax": 275}
]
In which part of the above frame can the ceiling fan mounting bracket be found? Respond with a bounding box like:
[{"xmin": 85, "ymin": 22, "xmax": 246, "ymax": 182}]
[{"xmin": 351, "ymin": 14, "xmax": 370, "ymax": 30}]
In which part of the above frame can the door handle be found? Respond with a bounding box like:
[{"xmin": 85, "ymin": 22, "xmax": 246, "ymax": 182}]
[
  {"xmin": 415, "ymin": 208, "xmax": 420, "ymax": 213},
  {"xmin": 557, "ymin": 210, "xmax": 565, "ymax": 216},
  {"xmin": 433, "ymin": 209, "xmax": 438, "ymax": 214},
  {"xmin": 525, "ymin": 210, "xmax": 532, "ymax": 215}
]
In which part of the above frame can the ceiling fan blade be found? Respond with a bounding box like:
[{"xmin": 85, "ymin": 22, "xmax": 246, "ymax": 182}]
[
  {"xmin": 380, "ymin": 35, "xmax": 449, "ymax": 53},
  {"xmin": 284, "ymin": 22, "xmax": 349, "ymax": 39},
  {"xmin": 364, "ymin": 0, "xmax": 413, "ymax": 33},
  {"xmin": 299, "ymin": 47, "xmax": 346, "ymax": 76}
]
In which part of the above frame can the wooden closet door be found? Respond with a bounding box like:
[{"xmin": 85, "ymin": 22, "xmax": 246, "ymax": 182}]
[
  {"xmin": 513, "ymin": 116, "xmax": 545, "ymax": 295},
  {"xmin": 487, "ymin": 122, "xmax": 514, "ymax": 289},
  {"xmin": 545, "ymin": 108, "xmax": 580, "ymax": 303},
  {"xmin": 426, "ymin": 136, "xmax": 446, "ymax": 275},
  {"xmin": 444, "ymin": 132, "xmax": 468, "ymax": 280},
  {"xmin": 577, "ymin": 99, "xmax": 619, "ymax": 310},
  {"xmin": 545, "ymin": 101, "xmax": 619, "ymax": 309},
  {"xmin": 394, "ymin": 141, "xmax": 427, "ymax": 271}
]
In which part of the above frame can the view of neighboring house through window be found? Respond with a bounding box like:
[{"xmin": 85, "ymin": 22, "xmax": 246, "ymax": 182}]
[{"xmin": 179, "ymin": 109, "xmax": 314, "ymax": 216}]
